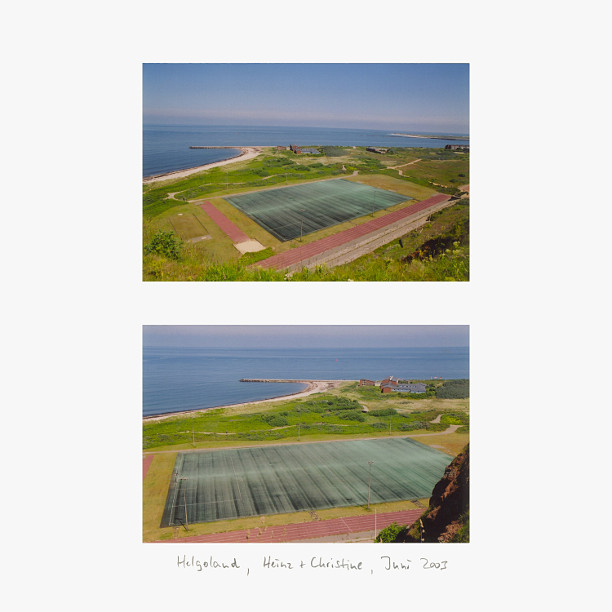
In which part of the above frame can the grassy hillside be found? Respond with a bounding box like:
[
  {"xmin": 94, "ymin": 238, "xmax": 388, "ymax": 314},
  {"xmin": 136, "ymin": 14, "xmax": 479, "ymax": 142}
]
[
  {"xmin": 143, "ymin": 381, "xmax": 469, "ymax": 452},
  {"xmin": 143, "ymin": 146, "xmax": 469, "ymax": 281},
  {"xmin": 143, "ymin": 380, "xmax": 470, "ymax": 542}
]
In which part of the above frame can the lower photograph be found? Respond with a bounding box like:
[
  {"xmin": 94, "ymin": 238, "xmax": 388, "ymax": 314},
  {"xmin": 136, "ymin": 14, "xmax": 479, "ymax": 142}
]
[{"xmin": 142, "ymin": 325, "xmax": 469, "ymax": 544}]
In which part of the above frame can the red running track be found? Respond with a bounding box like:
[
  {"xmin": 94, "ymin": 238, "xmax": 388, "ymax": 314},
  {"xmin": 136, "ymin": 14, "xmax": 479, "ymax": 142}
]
[
  {"xmin": 200, "ymin": 201, "xmax": 250, "ymax": 243},
  {"xmin": 256, "ymin": 193, "xmax": 451, "ymax": 270},
  {"xmin": 143, "ymin": 455, "xmax": 154, "ymax": 481},
  {"xmin": 158, "ymin": 508, "xmax": 423, "ymax": 543}
]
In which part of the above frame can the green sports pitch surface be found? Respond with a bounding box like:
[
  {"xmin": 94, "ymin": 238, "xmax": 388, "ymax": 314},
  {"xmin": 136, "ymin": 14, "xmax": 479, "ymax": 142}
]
[
  {"xmin": 224, "ymin": 179, "xmax": 410, "ymax": 241},
  {"xmin": 160, "ymin": 437, "xmax": 450, "ymax": 527}
]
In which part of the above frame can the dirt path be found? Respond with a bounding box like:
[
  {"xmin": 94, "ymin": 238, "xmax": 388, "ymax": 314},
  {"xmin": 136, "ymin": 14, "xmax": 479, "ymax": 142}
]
[
  {"xmin": 199, "ymin": 200, "xmax": 250, "ymax": 243},
  {"xmin": 409, "ymin": 424, "xmax": 461, "ymax": 437},
  {"xmin": 389, "ymin": 158, "xmax": 422, "ymax": 170},
  {"xmin": 143, "ymin": 455, "xmax": 154, "ymax": 480}
]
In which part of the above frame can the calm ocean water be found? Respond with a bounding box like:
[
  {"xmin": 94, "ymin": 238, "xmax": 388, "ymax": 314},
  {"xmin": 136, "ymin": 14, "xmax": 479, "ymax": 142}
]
[
  {"xmin": 143, "ymin": 346, "xmax": 469, "ymax": 416},
  {"xmin": 143, "ymin": 125, "xmax": 469, "ymax": 178}
]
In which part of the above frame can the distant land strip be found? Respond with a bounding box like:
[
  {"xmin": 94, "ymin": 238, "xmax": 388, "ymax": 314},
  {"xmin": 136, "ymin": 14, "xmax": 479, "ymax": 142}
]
[
  {"xmin": 240, "ymin": 378, "xmax": 356, "ymax": 383},
  {"xmin": 390, "ymin": 133, "xmax": 469, "ymax": 141}
]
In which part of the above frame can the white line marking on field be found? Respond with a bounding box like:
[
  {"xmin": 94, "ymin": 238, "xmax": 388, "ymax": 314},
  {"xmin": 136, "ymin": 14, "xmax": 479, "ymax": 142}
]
[{"xmin": 231, "ymin": 457, "xmax": 243, "ymax": 501}]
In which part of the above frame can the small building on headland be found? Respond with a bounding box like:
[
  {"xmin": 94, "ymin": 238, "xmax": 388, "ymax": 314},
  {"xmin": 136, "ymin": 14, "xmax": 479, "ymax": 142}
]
[
  {"xmin": 381, "ymin": 382, "xmax": 427, "ymax": 394},
  {"xmin": 445, "ymin": 144, "xmax": 469, "ymax": 150},
  {"xmin": 289, "ymin": 145, "xmax": 319, "ymax": 155},
  {"xmin": 397, "ymin": 383, "xmax": 427, "ymax": 393},
  {"xmin": 380, "ymin": 376, "xmax": 398, "ymax": 387},
  {"xmin": 360, "ymin": 379, "xmax": 375, "ymax": 386},
  {"xmin": 366, "ymin": 147, "xmax": 388, "ymax": 154}
]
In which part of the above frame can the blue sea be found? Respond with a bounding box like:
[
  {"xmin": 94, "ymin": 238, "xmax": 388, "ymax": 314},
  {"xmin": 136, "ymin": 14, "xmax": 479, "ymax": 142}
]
[
  {"xmin": 143, "ymin": 346, "xmax": 469, "ymax": 416},
  {"xmin": 143, "ymin": 124, "xmax": 469, "ymax": 178}
]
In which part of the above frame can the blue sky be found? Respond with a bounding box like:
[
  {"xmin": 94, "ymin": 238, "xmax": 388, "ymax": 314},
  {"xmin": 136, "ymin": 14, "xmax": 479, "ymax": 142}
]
[
  {"xmin": 143, "ymin": 64, "xmax": 469, "ymax": 133},
  {"xmin": 143, "ymin": 326, "xmax": 469, "ymax": 349}
]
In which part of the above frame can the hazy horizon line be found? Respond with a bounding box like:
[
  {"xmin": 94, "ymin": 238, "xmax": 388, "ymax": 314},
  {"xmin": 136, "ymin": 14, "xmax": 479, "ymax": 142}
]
[
  {"xmin": 142, "ymin": 121, "xmax": 469, "ymax": 136},
  {"xmin": 143, "ymin": 344, "xmax": 469, "ymax": 349}
]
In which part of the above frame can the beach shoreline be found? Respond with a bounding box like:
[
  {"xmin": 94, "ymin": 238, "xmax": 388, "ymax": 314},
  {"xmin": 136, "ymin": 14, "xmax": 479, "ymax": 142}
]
[
  {"xmin": 143, "ymin": 146, "xmax": 265, "ymax": 184},
  {"xmin": 142, "ymin": 379, "xmax": 355, "ymax": 422}
]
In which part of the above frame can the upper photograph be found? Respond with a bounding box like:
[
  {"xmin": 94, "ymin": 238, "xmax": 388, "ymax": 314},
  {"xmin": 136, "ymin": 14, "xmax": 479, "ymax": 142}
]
[{"xmin": 143, "ymin": 64, "xmax": 469, "ymax": 282}]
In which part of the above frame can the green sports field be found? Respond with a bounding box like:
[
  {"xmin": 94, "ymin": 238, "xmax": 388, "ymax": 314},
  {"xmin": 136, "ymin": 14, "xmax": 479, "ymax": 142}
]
[
  {"xmin": 224, "ymin": 178, "xmax": 410, "ymax": 241},
  {"xmin": 160, "ymin": 437, "xmax": 450, "ymax": 527}
]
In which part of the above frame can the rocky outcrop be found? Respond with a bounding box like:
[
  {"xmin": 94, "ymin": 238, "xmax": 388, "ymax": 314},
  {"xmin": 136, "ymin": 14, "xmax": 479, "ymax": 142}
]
[{"xmin": 402, "ymin": 445, "xmax": 469, "ymax": 543}]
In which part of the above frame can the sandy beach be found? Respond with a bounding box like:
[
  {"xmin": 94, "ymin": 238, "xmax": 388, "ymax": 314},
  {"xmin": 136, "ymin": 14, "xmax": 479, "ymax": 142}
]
[
  {"xmin": 143, "ymin": 146, "xmax": 265, "ymax": 184},
  {"xmin": 143, "ymin": 379, "xmax": 354, "ymax": 422}
]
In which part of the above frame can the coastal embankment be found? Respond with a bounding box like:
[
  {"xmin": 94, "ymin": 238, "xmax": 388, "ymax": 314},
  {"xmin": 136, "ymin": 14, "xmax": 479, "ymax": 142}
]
[
  {"xmin": 143, "ymin": 379, "xmax": 355, "ymax": 422},
  {"xmin": 143, "ymin": 146, "xmax": 264, "ymax": 184}
]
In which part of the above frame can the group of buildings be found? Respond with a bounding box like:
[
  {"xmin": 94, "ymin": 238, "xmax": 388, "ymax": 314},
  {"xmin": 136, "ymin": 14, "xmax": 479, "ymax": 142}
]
[
  {"xmin": 278, "ymin": 144, "xmax": 391, "ymax": 155},
  {"xmin": 359, "ymin": 376, "xmax": 427, "ymax": 394},
  {"xmin": 287, "ymin": 144, "xmax": 320, "ymax": 155}
]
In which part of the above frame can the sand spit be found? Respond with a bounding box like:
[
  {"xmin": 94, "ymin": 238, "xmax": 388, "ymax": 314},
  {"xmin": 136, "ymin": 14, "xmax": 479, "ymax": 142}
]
[
  {"xmin": 390, "ymin": 133, "xmax": 469, "ymax": 141},
  {"xmin": 143, "ymin": 146, "xmax": 265, "ymax": 184},
  {"xmin": 143, "ymin": 379, "xmax": 355, "ymax": 422}
]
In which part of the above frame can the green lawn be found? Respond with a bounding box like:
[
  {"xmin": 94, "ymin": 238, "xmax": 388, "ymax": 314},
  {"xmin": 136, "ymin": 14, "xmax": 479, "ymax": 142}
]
[
  {"xmin": 142, "ymin": 453, "xmax": 177, "ymax": 536},
  {"xmin": 143, "ymin": 382, "xmax": 469, "ymax": 452}
]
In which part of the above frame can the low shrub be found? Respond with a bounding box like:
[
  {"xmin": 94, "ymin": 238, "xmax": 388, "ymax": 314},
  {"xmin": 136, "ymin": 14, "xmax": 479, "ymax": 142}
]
[
  {"xmin": 144, "ymin": 230, "xmax": 183, "ymax": 260},
  {"xmin": 336, "ymin": 410, "xmax": 365, "ymax": 422},
  {"xmin": 304, "ymin": 397, "xmax": 362, "ymax": 411},
  {"xmin": 319, "ymin": 146, "xmax": 346, "ymax": 157},
  {"xmin": 369, "ymin": 408, "xmax": 398, "ymax": 416},
  {"xmin": 436, "ymin": 379, "xmax": 469, "ymax": 399},
  {"xmin": 398, "ymin": 421, "xmax": 428, "ymax": 431},
  {"xmin": 261, "ymin": 414, "xmax": 289, "ymax": 427},
  {"xmin": 440, "ymin": 411, "xmax": 469, "ymax": 426},
  {"xmin": 375, "ymin": 522, "xmax": 408, "ymax": 543}
]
